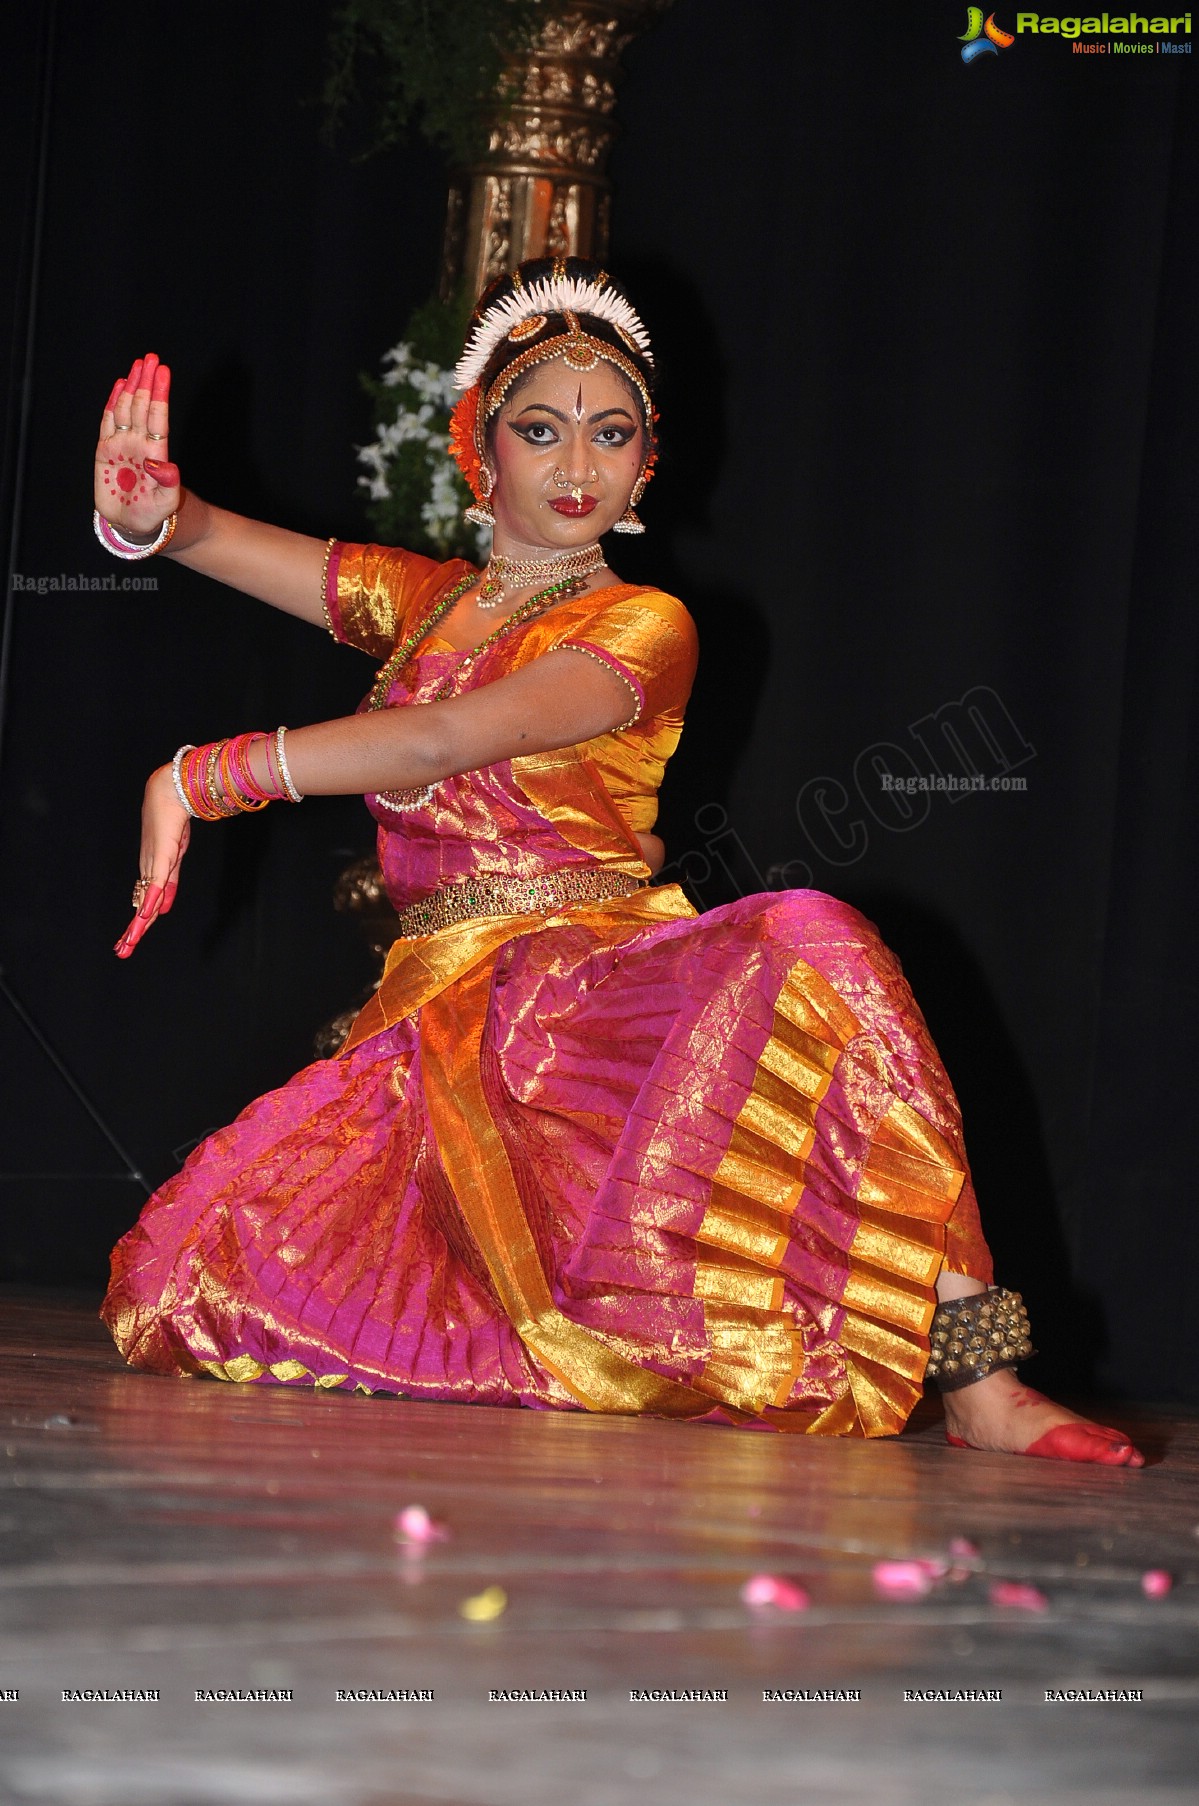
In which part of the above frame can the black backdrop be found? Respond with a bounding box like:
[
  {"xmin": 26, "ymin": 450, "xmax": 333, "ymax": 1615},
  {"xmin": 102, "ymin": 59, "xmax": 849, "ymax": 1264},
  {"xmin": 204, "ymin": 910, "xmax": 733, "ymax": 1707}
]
[{"xmin": 2, "ymin": 2, "xmax": 1194, "ymax": 1402}]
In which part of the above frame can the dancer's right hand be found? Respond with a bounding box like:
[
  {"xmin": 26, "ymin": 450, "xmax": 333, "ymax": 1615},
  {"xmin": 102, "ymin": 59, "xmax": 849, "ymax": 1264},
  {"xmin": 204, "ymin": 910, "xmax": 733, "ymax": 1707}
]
[{"xmin": 94, "ymin": 353, "xmax": 180, "ymax": 538}]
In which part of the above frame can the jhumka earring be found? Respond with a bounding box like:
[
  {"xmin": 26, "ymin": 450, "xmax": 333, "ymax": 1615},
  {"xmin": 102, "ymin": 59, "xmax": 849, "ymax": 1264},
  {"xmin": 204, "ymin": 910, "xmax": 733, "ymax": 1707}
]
[
  {"xmin": 612, "ymin": 475, "xmax": 647, "ymax": 535},
  {"xmin": 465, "ymin": 463, "xmax": 496, "ymax": 528}
]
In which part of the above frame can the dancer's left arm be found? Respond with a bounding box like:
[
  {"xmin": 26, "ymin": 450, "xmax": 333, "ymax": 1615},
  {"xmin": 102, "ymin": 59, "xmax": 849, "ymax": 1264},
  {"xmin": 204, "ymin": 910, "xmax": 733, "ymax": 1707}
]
[{"xmin": 117, "ymin": 646, "xmax": 636, "ymax": 955}]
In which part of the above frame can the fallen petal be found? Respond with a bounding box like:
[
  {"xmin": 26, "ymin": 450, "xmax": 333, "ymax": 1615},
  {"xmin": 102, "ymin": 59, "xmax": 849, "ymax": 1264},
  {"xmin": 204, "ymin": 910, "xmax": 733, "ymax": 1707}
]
[
  {"xmin": 394, "ymin": 1504, "xmax": 449, "ymax": 1544},
  {"xmin": 459, "ymin": 1585, "xmax": 507, "ymax": 1622},
  {"xmin": 741, "ymin": 1573, "xmax": 809, "ymax": 1611},
  {"xmin": 1141, "ymin": 1569, "xmax": 1173, "ymax": 1598},
  {"xmin": 872, "ymin": 1560, "xmax": 934, "ymax": 1599},
  {"xmin": 989, "ymin": 1581, "xmax": 1048, "ymax": 1612}
]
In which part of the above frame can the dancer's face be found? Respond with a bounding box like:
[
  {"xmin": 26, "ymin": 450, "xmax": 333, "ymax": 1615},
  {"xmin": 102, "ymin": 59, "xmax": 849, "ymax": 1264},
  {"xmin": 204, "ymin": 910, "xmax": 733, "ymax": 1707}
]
[{"xmin": 487, "ymin": 359, "xmax": 646, "ymax": 554}]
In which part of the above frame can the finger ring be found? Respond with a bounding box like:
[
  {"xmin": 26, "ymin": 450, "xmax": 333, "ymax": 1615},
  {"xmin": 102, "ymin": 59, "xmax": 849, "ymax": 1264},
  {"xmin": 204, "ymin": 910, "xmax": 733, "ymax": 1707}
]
[
  {"xmin": 131, "ymin": 878, "xmax": 149, "ymax": 905},
  {"xmin": 115, "ymin": 423, "xmax": 132, "ymax": 432},
  {"xmin": 146, "ymin": 431, "xmax": 166, "ymax": 441}
]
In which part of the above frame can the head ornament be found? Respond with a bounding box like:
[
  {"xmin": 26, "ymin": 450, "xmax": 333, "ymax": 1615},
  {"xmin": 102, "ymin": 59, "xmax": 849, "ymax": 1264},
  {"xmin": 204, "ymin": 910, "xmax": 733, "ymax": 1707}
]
[
  {"xmin": 453, "ymin": 274, "xmax": 653, "ymax": 392},
  {"xmin": 448, "ymin": 265, "xmax": 658, "ymax": 527}
]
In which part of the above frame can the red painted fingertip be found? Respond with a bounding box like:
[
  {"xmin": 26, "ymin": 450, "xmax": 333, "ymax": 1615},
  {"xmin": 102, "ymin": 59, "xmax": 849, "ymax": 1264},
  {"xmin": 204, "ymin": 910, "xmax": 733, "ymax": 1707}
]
[
  {"xmin": 144, "ymin": 460, "xmax": 180, "ymax": 487},
  {"xmin": 123, "ymin": 360, "xmax": 144, "ymax": 393},
  {"xmin": 159, "ymin": 882, "xmax": 178, "ymax": 914},
  {"xmin": 136, "ymin": 885, "xmax": 163, "ymax": 921},
  {"xmin": 151, "ymin": 364, "xmax": 171, "ymax": 400}
]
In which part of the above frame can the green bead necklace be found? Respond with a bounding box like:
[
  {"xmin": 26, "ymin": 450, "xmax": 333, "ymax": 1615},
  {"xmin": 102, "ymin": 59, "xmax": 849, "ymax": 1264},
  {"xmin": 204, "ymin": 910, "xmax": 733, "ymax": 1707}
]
[{"xmin": 366, "ymin": 570, "xmax": 591, "ymax": 714}]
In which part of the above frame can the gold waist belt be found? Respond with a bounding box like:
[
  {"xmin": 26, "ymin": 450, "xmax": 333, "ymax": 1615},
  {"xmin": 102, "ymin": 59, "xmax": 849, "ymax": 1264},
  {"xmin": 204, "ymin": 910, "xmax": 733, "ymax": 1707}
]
[{"xmin": 392, "ymin": 868, "xmax": 645, "ymax": 940}]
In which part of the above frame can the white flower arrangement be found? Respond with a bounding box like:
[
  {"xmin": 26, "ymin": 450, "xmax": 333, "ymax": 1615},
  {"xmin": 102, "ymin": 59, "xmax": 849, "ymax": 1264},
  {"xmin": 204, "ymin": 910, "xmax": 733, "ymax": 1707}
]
[{"xmin": 355, "ymin": 340, "xmax": 490, "ymax": 562}]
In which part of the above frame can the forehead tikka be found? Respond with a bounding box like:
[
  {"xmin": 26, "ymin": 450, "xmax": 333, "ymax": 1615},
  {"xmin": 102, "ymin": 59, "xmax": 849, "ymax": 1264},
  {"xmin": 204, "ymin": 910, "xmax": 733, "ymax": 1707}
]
[{"xmin": 478, "ymin": 334, "xmax": 653, "ymax": 438}]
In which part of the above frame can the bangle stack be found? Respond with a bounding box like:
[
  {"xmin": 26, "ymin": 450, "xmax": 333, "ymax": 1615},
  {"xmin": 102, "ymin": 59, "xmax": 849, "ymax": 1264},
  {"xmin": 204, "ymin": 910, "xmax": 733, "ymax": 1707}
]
[
  {"xmin": 172, "ymin": 729, "xmax": 304, "ymax": 820},
  {"xmin": 93, "ymin": 509, "xmax": 178, "ymax": 560}
]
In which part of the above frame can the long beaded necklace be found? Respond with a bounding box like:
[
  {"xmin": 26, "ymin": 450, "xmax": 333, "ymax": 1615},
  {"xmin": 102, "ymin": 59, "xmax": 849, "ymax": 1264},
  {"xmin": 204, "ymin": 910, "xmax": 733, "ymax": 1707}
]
[
  {"xmin": 369, "ymin": 569, "xmax": 592, "ymax": 811},
  {"xmin": 477, "ymin": 542, "xmax": 604, "ymax": 609},
  {"xmin": 366, "ymin": 571, "xmax": 476, "ymax": 713}
]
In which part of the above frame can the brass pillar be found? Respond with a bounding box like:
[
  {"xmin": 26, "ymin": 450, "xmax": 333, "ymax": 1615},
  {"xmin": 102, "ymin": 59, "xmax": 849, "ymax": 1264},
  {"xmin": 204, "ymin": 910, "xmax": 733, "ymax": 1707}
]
[{"xmin": 441, "ymin": 0, "xmax": 673, "ymax": 300}]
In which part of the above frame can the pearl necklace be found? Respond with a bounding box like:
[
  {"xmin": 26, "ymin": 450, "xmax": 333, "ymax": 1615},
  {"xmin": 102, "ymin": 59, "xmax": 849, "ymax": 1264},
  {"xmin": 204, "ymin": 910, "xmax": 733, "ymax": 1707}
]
[{"xmin": 477, "ymin": 542, "xmax": 604, "ymax": 609}]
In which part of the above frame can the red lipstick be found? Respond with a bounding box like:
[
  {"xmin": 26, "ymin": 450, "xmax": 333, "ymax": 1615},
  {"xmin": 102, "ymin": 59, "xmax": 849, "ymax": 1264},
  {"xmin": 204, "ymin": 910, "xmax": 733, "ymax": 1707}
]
[{"xmin": 548, "ymin": 496, "xmax": 598, "ymax": 516}]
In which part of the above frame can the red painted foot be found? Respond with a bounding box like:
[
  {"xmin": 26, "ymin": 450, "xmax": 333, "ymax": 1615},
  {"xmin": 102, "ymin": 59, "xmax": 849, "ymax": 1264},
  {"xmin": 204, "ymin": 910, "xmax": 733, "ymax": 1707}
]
[
  {"xmin": 1024, "ymin": 1423, "xmax": 1144, "ymax": 1466},
  {"xmin": 946, "ymin": 1425, "xmax": 1144, "ymax": 1465}
]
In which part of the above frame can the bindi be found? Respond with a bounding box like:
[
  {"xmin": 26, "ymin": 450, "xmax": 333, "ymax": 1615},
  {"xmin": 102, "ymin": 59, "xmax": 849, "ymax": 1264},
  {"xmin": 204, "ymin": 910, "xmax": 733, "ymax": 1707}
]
[{"xmin": 572, "ymin": 384, "xmax": 585, "ymax": 422}]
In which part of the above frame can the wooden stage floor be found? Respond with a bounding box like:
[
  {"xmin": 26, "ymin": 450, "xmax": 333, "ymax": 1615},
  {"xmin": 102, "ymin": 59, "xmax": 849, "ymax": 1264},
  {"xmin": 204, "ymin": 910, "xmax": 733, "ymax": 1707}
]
[{"xmin": 1, "ymin": 1289, "xmax": 1195, "ymax": 1806}]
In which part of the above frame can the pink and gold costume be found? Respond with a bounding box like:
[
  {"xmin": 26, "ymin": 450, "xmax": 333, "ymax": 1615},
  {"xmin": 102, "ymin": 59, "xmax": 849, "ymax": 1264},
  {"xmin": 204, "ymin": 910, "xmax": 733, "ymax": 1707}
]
[{"xmin": 103, "ymin": 546, "xmax": 991, "ymax": 1436}]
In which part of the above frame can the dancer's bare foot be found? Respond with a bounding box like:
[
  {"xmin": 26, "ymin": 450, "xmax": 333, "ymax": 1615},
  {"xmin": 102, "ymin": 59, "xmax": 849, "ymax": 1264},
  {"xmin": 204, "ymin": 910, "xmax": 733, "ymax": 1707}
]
[
  {"xmin": 941, "ymin": 1369, "xmax": 1144, "ymax": 1466},
  {"xmin": 932, "ymin": 1272, "xmax": 1143, "ymax": 1465}
]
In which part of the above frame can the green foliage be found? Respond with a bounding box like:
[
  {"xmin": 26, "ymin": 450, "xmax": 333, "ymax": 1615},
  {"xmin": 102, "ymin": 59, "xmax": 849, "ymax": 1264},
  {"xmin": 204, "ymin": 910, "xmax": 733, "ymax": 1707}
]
[
  {"xmin": 324, "ymin": 0, "xmax": 542, "ymax": 165},
  {"xmin": 403, "ymin": 289, "xmax": 476, "ymax": 368}
]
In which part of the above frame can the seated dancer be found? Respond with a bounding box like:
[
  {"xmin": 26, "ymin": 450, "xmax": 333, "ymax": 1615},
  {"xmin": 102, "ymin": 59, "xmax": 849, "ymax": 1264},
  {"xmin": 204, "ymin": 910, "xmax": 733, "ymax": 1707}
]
[{"xmin": 96, "ymin": 256, "xmax": 1140, "ymax": 1465}]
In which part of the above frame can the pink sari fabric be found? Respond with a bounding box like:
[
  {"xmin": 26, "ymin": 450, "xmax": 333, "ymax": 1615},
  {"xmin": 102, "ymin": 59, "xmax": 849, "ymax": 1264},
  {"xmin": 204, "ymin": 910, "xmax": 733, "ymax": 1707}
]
[{"xmin": 102, "ymin": 550, "xmax": 992, "ymax": 1437}]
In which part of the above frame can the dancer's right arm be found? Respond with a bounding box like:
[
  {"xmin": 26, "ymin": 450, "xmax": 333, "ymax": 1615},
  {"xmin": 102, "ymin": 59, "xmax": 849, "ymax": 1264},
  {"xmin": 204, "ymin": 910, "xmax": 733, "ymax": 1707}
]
[{"xmin": 94, "ymin": 353, "xmax": 327, "ymax": 628}]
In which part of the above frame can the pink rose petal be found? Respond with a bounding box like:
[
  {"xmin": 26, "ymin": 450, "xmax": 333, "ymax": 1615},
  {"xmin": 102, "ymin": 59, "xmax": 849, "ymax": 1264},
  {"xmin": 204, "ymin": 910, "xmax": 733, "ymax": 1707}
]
[
  {"xmin": 988, "ymin": 1581, "xmax": 1048, "ymax": 1612},
  {"xmin": 1141, "ymin": 1569, "xmax": 1172, "ymax": 1598},
  {"xmin": 872, "ymin": 1560, "xmax": 934, "ymax": 1600},
  {"xmin": 946, "ymin": 1538, "xmax": 980, "ymax": 1584},
  {"xmin": 741, "ymin": 1573, "xmax": 810, "ymax": 1611},
  {"xmin": 394, "ymin": 1504, "xmax": 449, "ymax": 1544}
]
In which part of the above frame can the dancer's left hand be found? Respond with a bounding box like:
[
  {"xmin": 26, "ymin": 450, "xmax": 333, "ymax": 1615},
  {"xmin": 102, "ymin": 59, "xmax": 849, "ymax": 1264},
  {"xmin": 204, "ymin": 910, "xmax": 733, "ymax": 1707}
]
[{"xmin": 115, "ymin": 767, "xmax": 191, "ymax": 957}]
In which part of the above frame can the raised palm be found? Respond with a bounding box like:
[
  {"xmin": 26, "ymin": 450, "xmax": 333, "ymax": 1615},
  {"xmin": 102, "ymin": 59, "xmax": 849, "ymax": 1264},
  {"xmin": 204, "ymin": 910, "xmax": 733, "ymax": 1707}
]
[{"xmin": 94, "ymin": 352, "xmax": 179, "ymax": 537}]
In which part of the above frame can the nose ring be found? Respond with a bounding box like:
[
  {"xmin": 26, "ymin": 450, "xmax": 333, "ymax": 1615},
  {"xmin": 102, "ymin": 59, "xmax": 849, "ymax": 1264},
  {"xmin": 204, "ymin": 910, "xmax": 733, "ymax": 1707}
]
[{"xmin": 553, "ymin": 466, "xmax": 598, "ymax": 503}]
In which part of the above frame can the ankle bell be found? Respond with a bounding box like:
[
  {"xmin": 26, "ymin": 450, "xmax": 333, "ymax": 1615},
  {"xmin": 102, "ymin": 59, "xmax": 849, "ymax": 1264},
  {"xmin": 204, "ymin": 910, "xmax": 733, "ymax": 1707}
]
[{"xmin": 924, "ymin": 1286, "xmax": 1035, "ymax": 1391}]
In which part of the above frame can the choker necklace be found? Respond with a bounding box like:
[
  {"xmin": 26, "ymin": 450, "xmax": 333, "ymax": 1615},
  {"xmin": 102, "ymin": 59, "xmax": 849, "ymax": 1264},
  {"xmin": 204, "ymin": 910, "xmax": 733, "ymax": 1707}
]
[{"xmin": 477, "ymin": 543, "xmax": 604, "ymax": 609}]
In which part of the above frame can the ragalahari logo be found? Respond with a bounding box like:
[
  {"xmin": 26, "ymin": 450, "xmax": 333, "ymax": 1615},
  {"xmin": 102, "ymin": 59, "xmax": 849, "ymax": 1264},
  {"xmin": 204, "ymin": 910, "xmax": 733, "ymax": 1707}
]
[{"xmin": 960, "ymin": 8, "xmax": 1016, "ymax": 58}]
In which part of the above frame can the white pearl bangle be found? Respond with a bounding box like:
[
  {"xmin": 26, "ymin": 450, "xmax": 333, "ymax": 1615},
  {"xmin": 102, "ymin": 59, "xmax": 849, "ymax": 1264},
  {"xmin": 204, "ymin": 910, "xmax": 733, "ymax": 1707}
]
[
  {"xmin": 93, "ymin": 509, "xmax": 178, "ymax": 560},
  {"xmin": 274, "ymin": 727, "xmax": 304, "ymax": 803},
  {"xmin": 171, "ymin": 745, "xmax": 198, "ymax": 817}
]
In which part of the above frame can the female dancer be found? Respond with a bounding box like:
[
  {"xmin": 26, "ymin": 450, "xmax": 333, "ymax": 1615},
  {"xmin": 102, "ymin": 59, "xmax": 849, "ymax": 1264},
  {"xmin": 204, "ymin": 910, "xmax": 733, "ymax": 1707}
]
[{"xmin": 96, "ymin": 257, "xmax": 1141, "ymax": 1465}]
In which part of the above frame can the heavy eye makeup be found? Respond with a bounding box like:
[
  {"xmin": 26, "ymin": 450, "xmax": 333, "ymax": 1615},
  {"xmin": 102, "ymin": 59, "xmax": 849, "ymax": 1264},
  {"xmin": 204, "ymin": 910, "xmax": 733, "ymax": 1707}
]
[
  {"xmin": 505, "ymin": 408, "xmax": 640, "ymax": 450},
  {"xmin": 507, "ymin": 419, "xmax": 560, "ymax": 446}
]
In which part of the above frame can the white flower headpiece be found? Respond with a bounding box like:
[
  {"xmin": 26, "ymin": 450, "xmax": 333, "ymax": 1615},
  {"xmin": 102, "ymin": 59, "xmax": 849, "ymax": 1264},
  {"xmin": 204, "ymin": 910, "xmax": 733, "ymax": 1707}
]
[{"xmin": 453, "ymin": 274, "xmax": 654, "ymax": 392}]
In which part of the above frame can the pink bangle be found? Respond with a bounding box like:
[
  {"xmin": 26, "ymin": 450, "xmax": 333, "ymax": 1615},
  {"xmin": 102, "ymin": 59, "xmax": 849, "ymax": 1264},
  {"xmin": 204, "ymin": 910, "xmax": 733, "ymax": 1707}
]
[
  {"xmin": 219, "ymin": 735, "xmax": 270, "ymax": 812},
  {"xmin": 93, "ymin": 508, "xmax": 177, "ymax": 560},
  {"xmin": 173, "ymin": 731, "xmax": 304, "ymax": 820}
]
